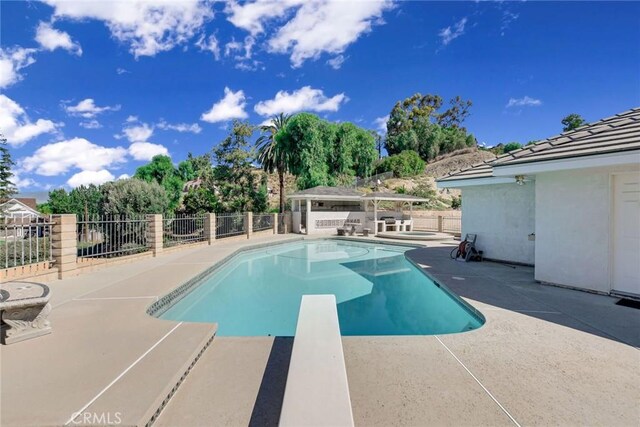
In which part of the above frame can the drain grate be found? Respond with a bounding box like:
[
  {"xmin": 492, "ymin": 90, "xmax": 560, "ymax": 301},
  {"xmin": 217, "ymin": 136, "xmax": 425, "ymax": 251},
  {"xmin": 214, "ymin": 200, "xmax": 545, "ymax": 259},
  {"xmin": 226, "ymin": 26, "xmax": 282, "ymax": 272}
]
[{"xmin": 615, "ymin": 298, "xmax": 640, "ymax": 309}]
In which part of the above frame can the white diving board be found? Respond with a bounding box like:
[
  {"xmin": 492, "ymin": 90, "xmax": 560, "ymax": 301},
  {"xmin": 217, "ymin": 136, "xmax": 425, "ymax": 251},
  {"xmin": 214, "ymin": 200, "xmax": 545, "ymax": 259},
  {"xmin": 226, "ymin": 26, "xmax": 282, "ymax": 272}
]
[{"xmin": 279, "ymin": 295, "xmax": 355, "ymax": 427}]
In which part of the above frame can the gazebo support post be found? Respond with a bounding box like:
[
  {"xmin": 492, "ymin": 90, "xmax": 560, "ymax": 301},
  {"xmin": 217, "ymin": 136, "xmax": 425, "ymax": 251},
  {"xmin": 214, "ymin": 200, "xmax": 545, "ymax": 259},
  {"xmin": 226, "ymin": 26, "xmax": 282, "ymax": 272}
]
[{"xmin": 306, "ymin": 198, "xmax": 311, "ymax": 235}]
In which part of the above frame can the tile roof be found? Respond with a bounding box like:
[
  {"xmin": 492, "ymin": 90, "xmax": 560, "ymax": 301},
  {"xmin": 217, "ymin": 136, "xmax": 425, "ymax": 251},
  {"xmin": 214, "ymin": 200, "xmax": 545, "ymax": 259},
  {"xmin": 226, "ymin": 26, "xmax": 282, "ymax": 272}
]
[
  {"xmin": 288, "ymin": 186, "xmax": 364, "ymax": 198},
  {"xmin": 438, "ymin": 107, "xmax": 640, "ymax": 182},
  {"xmin": 362, "ymin": 192, "xmax": 429, "ymax": 202}
]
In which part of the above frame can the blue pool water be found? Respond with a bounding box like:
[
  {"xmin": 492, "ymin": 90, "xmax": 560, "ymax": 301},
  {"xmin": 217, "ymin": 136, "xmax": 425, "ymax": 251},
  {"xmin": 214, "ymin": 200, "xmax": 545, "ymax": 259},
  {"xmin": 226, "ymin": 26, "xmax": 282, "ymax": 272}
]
[{"xmin": 160, "ymin": 240, "xmax": 484, "ymax": 336}]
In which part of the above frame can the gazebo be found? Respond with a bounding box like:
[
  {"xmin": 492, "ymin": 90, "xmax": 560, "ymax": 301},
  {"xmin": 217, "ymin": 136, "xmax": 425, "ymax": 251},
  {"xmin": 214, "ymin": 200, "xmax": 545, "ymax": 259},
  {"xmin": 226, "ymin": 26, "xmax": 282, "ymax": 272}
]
[{"xmin": 287, "ymin": 186, "xmax": 428, "ymax": 235}]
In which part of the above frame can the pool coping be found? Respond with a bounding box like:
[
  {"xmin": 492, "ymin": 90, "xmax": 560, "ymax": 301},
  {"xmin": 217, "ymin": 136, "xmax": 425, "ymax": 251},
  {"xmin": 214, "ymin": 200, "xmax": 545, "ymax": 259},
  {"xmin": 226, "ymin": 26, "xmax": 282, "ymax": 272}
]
[{"xmin": 148, "ymin": 236, "xmax": 486, "ymax": 334}]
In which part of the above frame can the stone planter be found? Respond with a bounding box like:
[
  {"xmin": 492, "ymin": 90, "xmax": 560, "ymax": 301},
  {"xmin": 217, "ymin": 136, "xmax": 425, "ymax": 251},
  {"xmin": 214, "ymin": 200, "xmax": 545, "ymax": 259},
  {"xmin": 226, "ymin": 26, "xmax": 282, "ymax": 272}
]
[{"xmin": 0, "ymin": 281, "xmax": 51, "ymax": 344}]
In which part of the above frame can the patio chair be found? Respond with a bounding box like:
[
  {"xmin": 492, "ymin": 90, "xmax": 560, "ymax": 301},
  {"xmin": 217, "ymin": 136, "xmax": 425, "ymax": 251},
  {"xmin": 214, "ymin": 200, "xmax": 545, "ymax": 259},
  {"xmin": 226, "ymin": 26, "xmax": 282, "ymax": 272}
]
[{"xmin": 451, "ymin": 234, "xmax": 482, "ymax": 262}]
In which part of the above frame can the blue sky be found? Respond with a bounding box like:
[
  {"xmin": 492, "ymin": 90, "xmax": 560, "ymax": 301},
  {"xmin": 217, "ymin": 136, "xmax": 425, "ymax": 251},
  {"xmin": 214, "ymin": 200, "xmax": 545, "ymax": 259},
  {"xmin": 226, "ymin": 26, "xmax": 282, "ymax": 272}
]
[{"xmin": 1, "ymin": 0, "xmax": 638, "ymax": 191}]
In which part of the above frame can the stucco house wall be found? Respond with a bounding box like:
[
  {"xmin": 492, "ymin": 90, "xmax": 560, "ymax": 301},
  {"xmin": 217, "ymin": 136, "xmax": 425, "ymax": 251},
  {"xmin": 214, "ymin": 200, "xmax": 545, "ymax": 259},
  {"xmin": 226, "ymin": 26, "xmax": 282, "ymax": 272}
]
[
  {"xmin": 534, "ymin": 165, "xmax": 636, "ymax": 293},
  {"xmin": 461, "ymin": 183, "xmax": 535, "ymax": 265}
]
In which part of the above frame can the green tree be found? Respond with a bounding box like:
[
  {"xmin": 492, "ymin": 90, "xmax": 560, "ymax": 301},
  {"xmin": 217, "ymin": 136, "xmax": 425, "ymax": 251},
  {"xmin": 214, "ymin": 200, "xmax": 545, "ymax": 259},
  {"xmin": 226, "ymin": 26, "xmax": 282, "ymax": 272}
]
[
  {"xmin": 370, "ymin": 130, "xmax": 383, "ymax": 159},
  {"xmin": 177, "ymin": 153, "xmax": 213, "ymax": 182},
  {"xmin": 277, "ymin": 113, "xmax": 378, "ymax": 190},
  {"xmin": 0, "ymin": 134, "xmax": 17, "ymax": 200},
  {"xmin": 277, "ymin": 113, "xmax": 335, "ymax": 189},
  {"xmin": 255, "ymin": 113, "xmax": 293, "ymax": 213},
  {"xmin": 182, "ymin": 187, "xmax": 219, "ymax": 215},
  {"xmin": 561, "ymin": 113, "xmax": 587, "ymax": 132},
  {"xmin": 134, "ymin": 155, "xmax": 183, "ymax": 211},
  {"xmin": 70, "ymin": 185, "xmax": 103, "ymax": 219},
  {"xmin": 47, "ymin": 189, "xmax": 74, "ymax": 214},
  {"xmin": 213, "ymin": 120, "xmax": 267, "ymax": 213},
  {"xmin": 384, "ymin": 93, "xmax": 475, "ymax": 160},
  {"xmin": 333, "ymin": 122, "xmax": 378, "ymax": 179},
  {"xmin": 101, "ymin": 178, "xmax": 169, "ymax": 215}
]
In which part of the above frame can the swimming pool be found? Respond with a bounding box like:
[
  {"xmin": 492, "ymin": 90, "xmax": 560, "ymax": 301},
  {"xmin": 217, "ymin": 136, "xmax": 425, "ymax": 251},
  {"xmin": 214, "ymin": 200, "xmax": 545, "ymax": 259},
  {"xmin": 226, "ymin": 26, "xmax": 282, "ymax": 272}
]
[{"xmin": 160, "ymin": 240, "xmax": 484, "ymax": 336}]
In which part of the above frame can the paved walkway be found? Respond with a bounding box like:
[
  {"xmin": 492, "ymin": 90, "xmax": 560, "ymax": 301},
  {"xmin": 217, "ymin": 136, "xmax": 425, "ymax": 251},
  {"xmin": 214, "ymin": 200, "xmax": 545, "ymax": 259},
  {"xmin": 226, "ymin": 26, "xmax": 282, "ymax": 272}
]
[
  {"xmin": 0, "ymin": 234, "xmax": 299, "ymax": 427},
  {"xmin": 2, "ymin": 236, "xmax": 638, "ymax": 426}
]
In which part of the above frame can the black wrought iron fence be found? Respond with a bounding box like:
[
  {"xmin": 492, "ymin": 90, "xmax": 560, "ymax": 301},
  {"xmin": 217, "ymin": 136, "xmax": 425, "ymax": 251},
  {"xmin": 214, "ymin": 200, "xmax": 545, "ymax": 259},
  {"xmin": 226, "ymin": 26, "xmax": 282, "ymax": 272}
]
[
  {"xmin": 216, "ymin": 213, "xmax": 245, "ymax": 238},
  {"xmin": 77, "ymin": 215, "xmax": 149, "ymax": 258},
  {"xmin": 252, "ymin": 213, "xmax": 273, "ymax": 232},
  {"xmin": 163, "ymin": 214, "xmax": 206, "ymax": 247}
]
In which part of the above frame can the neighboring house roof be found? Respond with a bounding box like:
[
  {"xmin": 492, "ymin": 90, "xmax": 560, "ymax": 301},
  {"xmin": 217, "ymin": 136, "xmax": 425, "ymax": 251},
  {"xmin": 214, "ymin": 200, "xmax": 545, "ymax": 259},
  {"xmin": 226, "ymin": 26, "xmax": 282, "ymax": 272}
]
[
  {"xmin": 438, "ymin": 107, "xmax": 640, "ymax": 182},
  {"xmin": 288, "ymin": 186, "xmax": 365, "ymax": 199},
  {"xmin": 183, "ymin": 178, "xmax": 203, "ymax": 192},
  {"xmin": 0, "ymin": 198, "xmax": 41, "ymax": 216}
]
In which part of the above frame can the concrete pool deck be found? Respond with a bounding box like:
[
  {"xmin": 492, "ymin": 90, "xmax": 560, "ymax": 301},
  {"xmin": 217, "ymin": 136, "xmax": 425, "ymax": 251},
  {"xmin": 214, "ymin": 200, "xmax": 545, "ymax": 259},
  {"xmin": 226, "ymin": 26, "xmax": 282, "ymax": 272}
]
[{"xmin": 1, "ymin": 236, "xmax": 639, "ymax": 426}]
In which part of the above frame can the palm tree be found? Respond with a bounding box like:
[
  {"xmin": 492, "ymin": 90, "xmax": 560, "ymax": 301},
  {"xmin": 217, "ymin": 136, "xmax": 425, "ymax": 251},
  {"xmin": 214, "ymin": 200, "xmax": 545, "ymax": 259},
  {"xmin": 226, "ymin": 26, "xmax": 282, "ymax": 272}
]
[{"xmin": 255, "ymin": 113, "xmax": 292, "ymax": 213}]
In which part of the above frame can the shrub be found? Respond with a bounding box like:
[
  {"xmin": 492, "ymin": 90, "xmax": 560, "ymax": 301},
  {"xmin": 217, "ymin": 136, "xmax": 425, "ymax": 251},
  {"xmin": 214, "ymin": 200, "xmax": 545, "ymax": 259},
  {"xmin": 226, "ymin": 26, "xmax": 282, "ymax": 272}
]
[
  {"xmin": 450, "ymin": 195, "xmax": 462, "ymax": 210},
  {"xmin": 376, "ymin": 150, "xmax": 425, "ymax": 178},
  {"xmin": 503, "ymin": 142, "xmax": 522, "ymax": 153}
]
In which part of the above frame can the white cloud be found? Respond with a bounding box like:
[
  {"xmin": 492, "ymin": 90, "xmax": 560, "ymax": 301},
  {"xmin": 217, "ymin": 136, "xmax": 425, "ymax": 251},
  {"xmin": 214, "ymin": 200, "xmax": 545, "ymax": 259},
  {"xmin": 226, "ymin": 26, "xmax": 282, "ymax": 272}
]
[
  {"xmin": 128, "ymin": 141, "xmax": 169, "ymax": 161},
  {"xmin": 226, "ymin": 0, "xmax": 304, "ymax": 35},
  {"xmin": 126, "ymin": 115, "xmax": 138, "ymax": 123},
  {"xmin": 79, "ymin": 119, "xmax": 102, "ymax": 129},
  {"xmin": 267, "ymin": 0, "xmax": 393, "ymax": 67},
  {"xmin": 373, "ymin": 115, "xmax": 389, "ymax": 134},
  {"xmin": 64, "ymin": 98, "xmax": 120, "ymax": 118},
  {"xmin": 157, "ymin": 121, "xmax": 202, "ymax": 134},
  {"xmin": 42, "ymin": 0, "xmax": 214, "ymax": 57},
  {"xmin": 326, "ymin": 54, "xmax": 346, "ymax": 70},
  {"xmin": 254, "ymin": 86, "xmax": 347, "ymax": 116},
  {"xmin": 35, "ymin": 21, "xmax": 82, "ymax": 55},
  {"xmin": 223, "ymin": 36, "xmax": 260, "ymax": 70},
  {"xmin": 67, "ymin": 169, "xmax": 115, "ymax": 187},
  {"xmin": 227, "ymin": 0, "xmax": 392, "ymax": 67},
  {"xmin": 506, "ymin": 96, "xmax": 542, "ymax": 108},
  {"xmin": 196, "ymin": 34, "xmax": 220, "ymax": 60},
  {"xmin": 201, "ymin": 87, "xmax": 248, "ymax": 123},
  {"xmin": 117, "ymin": 173, "xmax": 130, "ymax": 180},
  {"xmin": 12, "ymin": 170, "xmax": 38, "ymax": 190},
  {"xmin": 122, "ymin": 122, "xmax": 154, "ymax": 142},
  {"xmin": 0, "ymin": 95, "xmax": 59, "ymax": 147},
  {"xmin": 21, "ymin": 137, "xmax": 127, "ymax": 176},
  {"xmin": 439, "ymin": 17, "xmax": 467, "ymax": 46},
  {"xmin": 116, "ymin": 67, "xmax": 129, "ymax": 75},
  {"xmin": 0, "ymin": 47, "xmax": 37, "ymax": 89}
]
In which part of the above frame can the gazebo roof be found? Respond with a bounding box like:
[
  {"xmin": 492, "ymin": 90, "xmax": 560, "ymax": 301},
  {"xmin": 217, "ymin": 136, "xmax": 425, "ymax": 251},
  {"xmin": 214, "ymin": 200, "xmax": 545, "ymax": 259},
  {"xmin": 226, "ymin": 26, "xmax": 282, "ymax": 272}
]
[
  {"xmin": 288, "ymin": 186, "xmax": 364, "ymax": 200},
  {"xmin": 287, "ymin": 186, "xmax": 428, "ymax": 203},
  {"xmin": 362, "ymin": 192, "xmax": 429, "ymax": 202}
]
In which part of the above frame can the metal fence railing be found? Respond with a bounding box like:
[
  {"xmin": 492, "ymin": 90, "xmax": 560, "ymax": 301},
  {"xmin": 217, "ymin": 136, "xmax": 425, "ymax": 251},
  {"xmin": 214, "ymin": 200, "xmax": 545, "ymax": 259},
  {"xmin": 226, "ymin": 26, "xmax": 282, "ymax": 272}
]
[
  {"xmin": 411, "ymin": 216, "xmax": 439, "ymax": 231},
  {"xmin": 252, "ymin": 213, "xmax": 273, "ymax": 232},
  {"xmin": 442, "ymin": 216, "xmax": 462, "ymax": 233},
  {"xmin": 0, "ymin": 217, "xmax": 53, "ymax": 269},
  {"xmin": 77, "ymin": 215, "xmax": 149, "ymax": 259},
  {"xmin": 163, "ymin": 214, "xmax": 206, "ymax": 247},
  {"xmin": 216, "ymin": 213, "xmax": 245, "ymax": 239}
]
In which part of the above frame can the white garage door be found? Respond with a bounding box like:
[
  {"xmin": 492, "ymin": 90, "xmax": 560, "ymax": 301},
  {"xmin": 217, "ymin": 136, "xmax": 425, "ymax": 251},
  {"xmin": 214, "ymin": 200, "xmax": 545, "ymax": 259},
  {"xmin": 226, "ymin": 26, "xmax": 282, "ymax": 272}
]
[{"xmin": 612, "ymin": 172, "xmax": 640, "ymax": 296}]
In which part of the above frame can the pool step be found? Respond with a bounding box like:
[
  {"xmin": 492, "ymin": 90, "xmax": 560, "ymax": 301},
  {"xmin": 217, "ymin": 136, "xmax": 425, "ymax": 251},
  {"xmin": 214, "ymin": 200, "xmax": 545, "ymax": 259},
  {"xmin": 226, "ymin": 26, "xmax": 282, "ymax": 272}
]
[{"xmin": 77, "ymin": 322, "xmax": 217, "ymax": 427}]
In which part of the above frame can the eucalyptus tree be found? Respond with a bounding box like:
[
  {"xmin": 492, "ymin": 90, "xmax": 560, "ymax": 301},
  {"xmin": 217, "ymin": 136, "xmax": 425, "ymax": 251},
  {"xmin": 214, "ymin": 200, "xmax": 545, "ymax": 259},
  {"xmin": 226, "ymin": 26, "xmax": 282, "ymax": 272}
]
[{"xmin": 255, "ymin": 113, "xmax": 292, "ymax": 213}]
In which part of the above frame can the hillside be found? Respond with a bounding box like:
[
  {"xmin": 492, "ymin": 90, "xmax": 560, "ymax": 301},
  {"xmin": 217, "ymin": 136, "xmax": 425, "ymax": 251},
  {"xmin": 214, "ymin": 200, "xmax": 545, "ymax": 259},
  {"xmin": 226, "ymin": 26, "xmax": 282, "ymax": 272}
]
[{"xmin": 262, "ymin": 148, "xmax": 497, "ymax": 210}]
